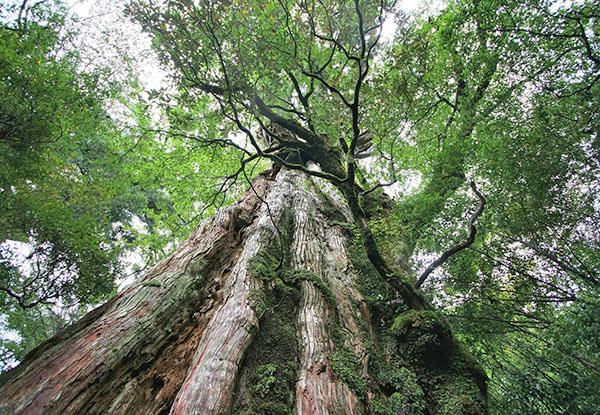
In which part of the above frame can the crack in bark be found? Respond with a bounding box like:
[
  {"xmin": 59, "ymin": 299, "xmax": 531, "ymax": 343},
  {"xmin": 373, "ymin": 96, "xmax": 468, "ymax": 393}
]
[{"xmin": 0, "ymin": 168, "xmax": 463, "ymax": 415}]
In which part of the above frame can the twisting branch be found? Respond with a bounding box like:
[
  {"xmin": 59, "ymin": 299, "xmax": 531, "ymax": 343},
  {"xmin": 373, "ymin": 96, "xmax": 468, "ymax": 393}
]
[
  {"xmin": 415, "ymin": 180, "xmax": 486, "ymax": 288},
  {"xmin": 360, "ymin": 180, "xmax": 396, "ymax": 196}
]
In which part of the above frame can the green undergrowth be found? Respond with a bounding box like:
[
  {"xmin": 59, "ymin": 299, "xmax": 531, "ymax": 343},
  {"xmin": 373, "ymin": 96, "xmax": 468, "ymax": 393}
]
[{"xmin": 371, "ymin": 366, "xmax": 427, "ymax": 414}]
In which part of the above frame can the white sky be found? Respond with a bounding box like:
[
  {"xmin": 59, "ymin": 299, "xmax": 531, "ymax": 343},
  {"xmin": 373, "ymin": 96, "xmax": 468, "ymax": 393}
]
[{"xmin": 66, "ymin": 0, "xmax": 167, "ymax": 90}]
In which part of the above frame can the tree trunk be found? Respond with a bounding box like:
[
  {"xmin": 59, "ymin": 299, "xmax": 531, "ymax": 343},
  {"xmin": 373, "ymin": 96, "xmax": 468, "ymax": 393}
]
[{"xmin": 0, "ymin": 169, "xmax": 487, "ymax": 415}]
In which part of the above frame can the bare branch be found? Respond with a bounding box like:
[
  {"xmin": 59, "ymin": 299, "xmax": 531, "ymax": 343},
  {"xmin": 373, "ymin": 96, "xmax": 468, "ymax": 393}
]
[
  {"xmin": 360, "ymin": 180, "xmax": 397, "ymax": 196},
  {"xmin": 415, "ymin": 181, "xmax": 486, "ymax": 288}
]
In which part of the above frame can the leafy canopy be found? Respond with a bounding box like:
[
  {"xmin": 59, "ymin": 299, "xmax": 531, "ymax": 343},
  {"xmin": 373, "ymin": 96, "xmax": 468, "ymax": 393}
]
[{"xmin": 0, "ymin": 0, "xmax": 244, "ymax": 368}]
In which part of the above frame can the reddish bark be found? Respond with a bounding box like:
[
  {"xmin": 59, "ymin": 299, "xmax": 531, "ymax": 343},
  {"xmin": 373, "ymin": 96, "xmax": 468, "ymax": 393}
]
[{"xmin": 0, "ymin": 170, "xmax": 373, "ymax": 414}]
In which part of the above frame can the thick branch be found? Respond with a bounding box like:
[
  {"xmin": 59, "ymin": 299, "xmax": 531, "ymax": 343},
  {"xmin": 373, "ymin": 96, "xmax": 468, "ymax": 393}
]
[
  {"xmin": 415, "ymin": 180, "xmax": 486, "ymax": 288},
  {"xmin": 339, "ymin": 181, "xmax": 427, "ymax": 310},
  {"xmin": 251, "ymin": 95, "xmax": 323, "ymax": 147}
]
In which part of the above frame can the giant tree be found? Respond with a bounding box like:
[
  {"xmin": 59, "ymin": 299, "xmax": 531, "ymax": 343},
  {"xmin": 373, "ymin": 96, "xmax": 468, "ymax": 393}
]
[{"xmin": 0, "ymin": 0, "xmax": 598, "ymax": 414}]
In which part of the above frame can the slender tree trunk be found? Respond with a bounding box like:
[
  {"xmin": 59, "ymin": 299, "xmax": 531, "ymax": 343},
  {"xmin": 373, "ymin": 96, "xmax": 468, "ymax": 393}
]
[{"xmin": 0, "ymin": 169, "xmax": 487, "ymax": 415}]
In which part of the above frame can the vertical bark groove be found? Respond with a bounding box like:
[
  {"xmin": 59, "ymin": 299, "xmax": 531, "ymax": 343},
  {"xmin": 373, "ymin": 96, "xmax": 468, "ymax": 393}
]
[
  {"xmin": 168, "ymin": 171, "xmax": 295, "ymax": 414},
  {"xmin": 290, "ymin": 174, "xmax": 371, "ymax": 415},
  {"xmin": 0, "ymin": 168, "xmax": 446, "ymax": 415},
  {"xmin": 0, "ymin": 177, "xmax": 272, "ymax": 414}
]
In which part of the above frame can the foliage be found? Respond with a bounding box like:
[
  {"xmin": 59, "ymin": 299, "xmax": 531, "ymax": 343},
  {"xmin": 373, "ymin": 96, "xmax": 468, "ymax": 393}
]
[
  {"xmin": 330, "ymin": 346, "xmax": 369, "ymax": 399},
  {"xmin": 252, "ymin": 363, "xmax": 278, "ymax": 399},
  {"xmin": 372, "ymin": 367, "xmax": 427, "ymax": 415},
  {"xmin": 0, "ymin": 0, "xmax": 249, "ymax": 370},
  {"xmin": 0, "ymin": 0, "xmax": 124, "ymax": 306},
  {"xmin": 0, "ymin": 0, "xmax": 131, "ymax": 367}
]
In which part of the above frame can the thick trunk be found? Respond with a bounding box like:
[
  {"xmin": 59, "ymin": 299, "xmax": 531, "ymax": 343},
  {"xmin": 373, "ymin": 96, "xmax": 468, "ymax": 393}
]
[{"xmin": 0, "ymin": 169, "xmax": 487, "ymax": 415}]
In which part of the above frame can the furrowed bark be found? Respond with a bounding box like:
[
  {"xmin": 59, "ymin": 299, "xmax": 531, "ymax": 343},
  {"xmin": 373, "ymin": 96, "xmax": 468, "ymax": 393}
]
[
  {"xmin": 0, "ymin": 168, "xmax": 488, "ymax": 415},
  {"xmin": 0, "ymin": 170, "xmax": 373, "ymax": 415},
  {"xmin": 168, "ymin": 170, "xmax": 295, "ymax": 414},
  {"xmin": 291, "ymin": 176, "xmax": 366, "ymax": 415},
  {"xmin": 0, "ymin": 177, "xmax": 272, "ymax": 414}
]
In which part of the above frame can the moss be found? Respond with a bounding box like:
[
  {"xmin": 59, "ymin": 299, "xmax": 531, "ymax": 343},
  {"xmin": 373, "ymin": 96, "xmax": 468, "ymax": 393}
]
[
  {"xmin": 323, "ymin": 292, "xmax": 373, "ymax": 402},
  {"xmin": 331, "ymin": 220, "xmax": 356, "ymax": 231},
  {"xmin": 445, "ymin": 345, "xmax": 488, "ymax": 399},
  {"xmin": 371, "ymin": 391, "xmax": 427, "ymax": 415},
  {"xmin": 370, "ymin": 366, "xmax": 427, "ymax": 414},
  {"xmin": 248, "ymin": 249, "xmax": 284, "ymax": 317},
  {"xmin": 141, "ymin": 279, "xmax": 161, "ymax": 287},
  {"xmin": 234, "ymin": 255, "xmax": 301, "ymax": 415},
  {"xmin": 256, "ymin": 401, "xmax": 291, "ymax": 415},
  {"xmin": 278, "ymin": 265, "xmax": 370, "ymax": 402},
  {"xmin": 377, "ymin": 366, "xmax": 413, "ymax": 392},
  {"xmin": 306, "ymin": 178, "xmax": 349, "ymax": 224},
  {"xmin": 435, "ymin": 374, "xmax": 487, "ymax": 415},
  {"xmin": 391, "ymin": 310, "xmax": 454, "ymax": 367},
  {"xmin": 250, "ymin": 250, "xmax": 280, "ymax": 283},
  {"xmin": 186, "ymin": 258, "xmax": 208, "ymax": 277},
  {"xmin": 246, "ymin": 225, "xmax": 491, "ymax": 414},
  {"xmin": 348, "ymin": 242, "xmax": 403, "ymax": 328},
  {"xmin": 329, "ymin": 347, "xmax": 369, "ymax": 399},
  {"xmin": 249, "ymin": 285, "xmax": 269, "ymax": 318},
  {"xmin": 388, "ymin": 310, "xmax": 488, "ymax": 415},
  {"xmin": 360, "ymin": 189, "xmax": 393, "ymax": 218},
  {"xmin": 281, "ymin": 268, "xmax": 335, "ymax": 305}
]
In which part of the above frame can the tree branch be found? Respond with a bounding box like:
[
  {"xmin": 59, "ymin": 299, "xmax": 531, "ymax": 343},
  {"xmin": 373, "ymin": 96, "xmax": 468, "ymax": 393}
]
[{"xmin": 415, "ymin": 180, "xmax": 486, "ymax": 288}]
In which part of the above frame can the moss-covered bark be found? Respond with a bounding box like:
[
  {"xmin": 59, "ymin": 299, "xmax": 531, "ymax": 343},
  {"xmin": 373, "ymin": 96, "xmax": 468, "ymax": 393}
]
[
  {"xmin": 0, "ymin": 168, "xmax": 488, "ymax": 415},
  {"xmin": 391, "ymin": 311, "xmax": 488, "ymax": 414},
  {"xmin": 232, "ymin": 278, "xmax": 301, "ymax": 415}
]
